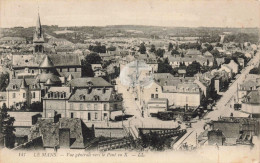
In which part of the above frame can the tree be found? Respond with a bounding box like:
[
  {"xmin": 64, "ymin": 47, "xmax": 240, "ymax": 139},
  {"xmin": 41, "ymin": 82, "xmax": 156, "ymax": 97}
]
[
  {"xmin": 0, "ymin": 103, "xmax": 15, "ymax": 148},
  {"xmin": 157, "ymin": 59, "xmax": 175, "ymax": 75},
  {"xmin": 85, "ymin": 53, "xmax": 102, "ymax": 64},
  {"xmin": 107, "ymin": 46, "xmax": 116, "ymax": 51},
  {"xmin": 89, "ymin": 44, "xmax": 106, "ymax": 53},
  {"xmin": 186, "ymin": 61, "xmax": 201, "ymax": 77},
  {"xmin": 150, "ymin": 44, "xmax": 156, "ymax": 53},
  {"xmin": 171, "ymin": 49, "xmax": 180, "ymax": 55},
  {"xmin": 81, "ymin": 53, "xmax": 101, "ymax": 77},
  {"xmin": 0, "ymin": 73, "xmax": 9, "ymax": 91},
  {"xmin": 139, "ymin": 43, "xmax": 146, "ymax": 54},
  {"xmin": 168, "ymin": 43, "xmax": 173, "ymax": 52},
  {"xmin": 155, "ymin": 48, "xmax": 165, "ymax": 58},
  {"xmin": 81, "ymin": 61, "xmax": 94, "ymax": 77}
]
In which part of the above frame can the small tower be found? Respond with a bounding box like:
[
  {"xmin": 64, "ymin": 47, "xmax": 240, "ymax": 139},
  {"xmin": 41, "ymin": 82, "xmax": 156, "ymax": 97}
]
[
  {"xmin": 20, "ymin": 78, "xmax": 29, "ymax": 105},
  {"xmin": 33, "ymin": 12, "xmax": 44, "ymax": 53}
]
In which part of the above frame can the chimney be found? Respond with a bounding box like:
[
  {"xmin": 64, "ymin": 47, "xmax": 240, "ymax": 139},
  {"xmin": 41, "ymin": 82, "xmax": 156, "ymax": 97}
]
[{"xmin": 59, "ymin": 128, "xmax": 70, "ymax": 148}]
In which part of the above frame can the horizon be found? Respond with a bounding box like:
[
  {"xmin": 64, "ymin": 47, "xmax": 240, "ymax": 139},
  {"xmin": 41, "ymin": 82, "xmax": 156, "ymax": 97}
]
[
  {"xmin": 1, "ymin": 24, "xmax": 260, "ymax": 29},
  {"xmin": 1, "ymin": 0, "xmax": 260, "ymax": 28}
]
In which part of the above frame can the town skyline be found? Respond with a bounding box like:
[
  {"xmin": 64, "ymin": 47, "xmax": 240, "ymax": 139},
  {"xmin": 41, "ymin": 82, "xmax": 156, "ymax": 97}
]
[{"xmin": 1, "ymin": 0, "xmax": 260, "ymax": 28}]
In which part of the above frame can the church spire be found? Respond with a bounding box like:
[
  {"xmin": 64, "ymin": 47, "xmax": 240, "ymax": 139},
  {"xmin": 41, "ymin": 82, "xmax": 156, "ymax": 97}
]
[
  {"xmin": 35, "ymin": 11, "xmax": 42, "ymax": 37},
  {"xmin": 33, "ymin": 7, "xmax": 44, "ymax": 53}
]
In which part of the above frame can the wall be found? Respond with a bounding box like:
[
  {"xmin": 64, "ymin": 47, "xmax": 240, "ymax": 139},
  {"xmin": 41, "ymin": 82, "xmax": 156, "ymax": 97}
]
[
  {"xmin": 241, "ymin": 103, "xmax": 260, "ymax": 114},
  {"xmin": 175, "ymin": 93, "xmax": 201, "ymax": 107},
  {"xmin": 95, "ymin": 128, "xmax": 126, "ymax": 138},
  {"xmin": 56, "ymin": 67, "xmax": 82, "ymax": 78},
  {"xmin": 68, "ymin": 101, "xmax": 111, "ymax": 121},
  {"xmin": 43, "ymin": 99, "xmax": 68, "ymax": 118}
]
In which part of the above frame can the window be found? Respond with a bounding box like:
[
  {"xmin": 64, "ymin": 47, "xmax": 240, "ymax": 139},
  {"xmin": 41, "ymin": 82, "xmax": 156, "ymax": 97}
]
[
  {"xmin": 95, "ymin": 113, "xmax": 98, "ymax": 119},
  {"xmin": 48, "ymin": 93, "xmax": 50, "ymax": 98},
  {"xmin": 23, "ymin": 93, "xmax": 26, "ymax": 98},
  {"xmin": 71, "ymin": 113, "xmax": 74, "ymax": 118},
  {"xmin": 60, "ymin": 68, "xmax": 62, "ymax": 72},
  {"xmin": 104, "ymin": 104, "xmax": 107, "ymax": 111},
  {"xmin": 13, "ymin": 85, "xmax": 16, "ymax": 90},
  {"xmin": 70, "ymin": 103, "xmax": 73, "ymax": 110},
  {"xmin": 88, "ymin": 113, "xmax": 91, "ymax": 120},
  {"xmin": 156, "ymin": 88, "xmax": 158, "ymax": 92},
  {"xmin": 80, "ymin": 104, "xmax": 83, "ymax": 110},
  {"xmin": 67, "ymin": 68, "xmax": 70, "ymax": 72},
  {"xmin": 32, "ymin": 92, "xmax": 35, "ymax": 98},
  {"xmin": 80, "ymin": 95, "xmax": 85, "ymax": 100},
  {"xmin": 12, "ymin": 93, "xmax": 16, "ymax": 98},
  {"xmin": 75, "ymin": 68, "xmax": 77, "ymax": 72},
  {"xmin": 94, "ymin": 95, "xmax": 99, "ymax": 101},
  {"xmin": 155, "ymin": 94, "xmax": 158, "ymax": 98},
  {"xmin": 31, "ymin": 70, "xmax": 34, "ymax": 74},
  {"xmin": 103, "ymin": 113, "xmax": 107, "ymax": 119},
  {"xmin": 94, "ymin": 104, "xmax": 97, "ymax": 110},
  {"xmin": 151, "ymin": 94, "xmax": 154, "ymax": 98},
  {"xmin": 87, "ymin": 104, "xmax": 91, "ymax": 110}
]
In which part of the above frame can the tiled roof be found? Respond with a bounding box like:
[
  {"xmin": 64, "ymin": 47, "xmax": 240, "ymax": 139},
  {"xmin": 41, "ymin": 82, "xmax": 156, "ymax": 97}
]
[
  {"xmin": 240, "ymin": 80, "xmax": 259, "ymax": 90},
  {"xmin": 43, "ymin": 87, "xmax": 72, "ymax": 99},
  {"xmin": 69, "ymin": 88, "xmax": 113, "ymax": 102},
  {"xmin": 67, "ymin": 77, "xmax": 112, "ymax": 88},
  {"xmin": 30, "ymin": 118, "xmax": 86, "ymax": 148},
  {"xmin": 186, "ymin": 49, "xmax": 202, "ymax": 56},
  {"xmin": 12, "ymin": 53, "xmax": 81, "ymax": 68},
  {"xmin": 36, "ymin": 73, "xmax": 61, "ymax": 84},
  {"xmin": 204, "ymin": 51, "xmax": 213, "ymax": 57},
  {"xmin": 154, "ymin": 73, "xmax": 195, "ymax": 86},
  {"xmin": 0, "ymin": 37, "xmax": 26, "ymax": 41},
  {"xmin": 40, "ymin": 56, "xmax": 54, "ymax": 68},
  {"xmin": 6, "ymin": 78, "xmax": 41, "ymax": 91},
  {"xmin": 244, "ymin": 90, "xmax": 260, "ymax": 104},
  {"xmin": 49, "ymin": 53, "xmax": 81, "ymax": 67},
  {"xmin": 12, "ymin": 54, "xmax": 44, "ymax": 68}
]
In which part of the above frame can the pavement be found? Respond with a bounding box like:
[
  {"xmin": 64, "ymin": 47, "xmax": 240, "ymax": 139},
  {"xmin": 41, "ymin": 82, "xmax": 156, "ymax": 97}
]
[{"xmin": 116, "ymin": 78, "xmax": 179, "ymax": 129}]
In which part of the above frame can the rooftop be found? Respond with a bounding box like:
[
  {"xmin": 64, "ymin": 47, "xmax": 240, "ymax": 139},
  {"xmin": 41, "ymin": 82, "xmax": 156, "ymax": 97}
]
[{"xmin": 67, "ymin": 77, "xmax": 112, "ymax": 88}]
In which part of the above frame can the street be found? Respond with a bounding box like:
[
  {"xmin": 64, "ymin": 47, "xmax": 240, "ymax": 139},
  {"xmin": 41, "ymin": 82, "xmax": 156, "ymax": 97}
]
[{"xmin": 178, "ymin": 51, "xmax": 260, "ymax": 146}]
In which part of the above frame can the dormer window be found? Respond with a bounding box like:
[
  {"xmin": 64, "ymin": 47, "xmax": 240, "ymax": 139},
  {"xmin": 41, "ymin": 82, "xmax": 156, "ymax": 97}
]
[
  {"xmin": 12, "ymin": 85, "xmax": 17, "ymax": 90},
  {"xmin": 54, "ymin": 92, "xmax": 57, "ymax": 98},
  {"xmin": 87, "ymin": 81, "xmax": 93, "ymax": 86},
  {"xmin": 80, "ymin": 94, "xmax": 85, "ymax": 100},
  {"xmin": 94, "ymin": 95, "xmax": 99, "ymax": 101}
]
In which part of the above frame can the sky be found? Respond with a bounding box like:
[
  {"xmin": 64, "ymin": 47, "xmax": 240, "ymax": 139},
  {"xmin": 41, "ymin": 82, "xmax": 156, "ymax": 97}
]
[{"xmin": 0, "ymin": 0, "xmax": 260, "ymax": 28}]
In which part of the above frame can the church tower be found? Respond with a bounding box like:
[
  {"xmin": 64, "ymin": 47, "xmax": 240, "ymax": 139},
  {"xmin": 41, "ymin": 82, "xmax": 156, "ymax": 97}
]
[{"xmin": 33, "ymin": 12, "xmax": 44, "ymax": 53}]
